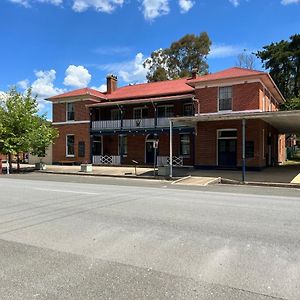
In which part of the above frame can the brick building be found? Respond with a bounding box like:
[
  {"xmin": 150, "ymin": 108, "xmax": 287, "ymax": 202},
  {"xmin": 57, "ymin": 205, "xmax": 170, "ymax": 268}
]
[{"xmin": 48, "ymin": 67, "xmax": 297, "ymax": 170}]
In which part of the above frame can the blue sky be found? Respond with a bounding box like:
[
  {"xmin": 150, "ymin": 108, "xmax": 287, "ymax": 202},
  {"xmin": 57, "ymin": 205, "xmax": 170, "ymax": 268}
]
[{"xmin": 0, "ymin": 0, "xmax": 299, "ymax": 119}]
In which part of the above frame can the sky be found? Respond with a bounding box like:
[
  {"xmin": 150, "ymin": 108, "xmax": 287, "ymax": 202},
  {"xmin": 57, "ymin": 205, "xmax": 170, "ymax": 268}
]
[{"xmin": 0, "ymin": 0, "xmax": 299, "ymax": 119}]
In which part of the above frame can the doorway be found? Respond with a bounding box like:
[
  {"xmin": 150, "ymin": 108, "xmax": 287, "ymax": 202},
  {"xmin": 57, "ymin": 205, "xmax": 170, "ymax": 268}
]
[
  {"xmin": 145, "ymin": 134, "xmax": 158, "ymax": 164},
  {"xmin": 217, "ymin": 129, "xmax": 237, "ymax": 168}
]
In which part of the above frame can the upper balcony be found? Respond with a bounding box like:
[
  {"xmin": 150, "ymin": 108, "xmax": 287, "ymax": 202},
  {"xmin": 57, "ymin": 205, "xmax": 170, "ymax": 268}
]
[{"xmin": 91, "ymin": 117, "xmax": 187, "ymax": 131}]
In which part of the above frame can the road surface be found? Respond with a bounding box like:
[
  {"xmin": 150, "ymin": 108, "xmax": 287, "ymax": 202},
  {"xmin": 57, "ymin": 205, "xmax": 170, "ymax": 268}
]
[{"xmin": 0, "ymin": 174, "xmax": 299, "ymax": 299}]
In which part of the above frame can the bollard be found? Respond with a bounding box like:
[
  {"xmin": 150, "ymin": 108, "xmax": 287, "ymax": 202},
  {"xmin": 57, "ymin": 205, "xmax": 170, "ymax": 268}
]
[{"xmin": 0, "ymin": 158, "xmax": 2, "ymax": 175}]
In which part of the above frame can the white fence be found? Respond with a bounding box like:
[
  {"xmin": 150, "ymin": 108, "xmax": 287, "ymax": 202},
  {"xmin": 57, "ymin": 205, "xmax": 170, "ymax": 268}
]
[
  {"xmin": 157, "ymin": 156, "xmax": 183, "ymax": 167},
  {"xmin": 92, "ymin": 155, "xmax": 121, "ymax": 165}
]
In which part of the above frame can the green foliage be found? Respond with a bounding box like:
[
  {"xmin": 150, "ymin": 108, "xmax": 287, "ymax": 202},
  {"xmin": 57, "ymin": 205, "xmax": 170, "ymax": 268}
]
[
  {"xmin": 0, "ymin": 88, "xmax": 58, "ymax": 162},
  {"xmin": 256, "ymin": 34, "xmax": 300, "ymax": 100},
  {"xmin": 144, "ymin": 32, "xmax": 211, "ymax": 82},
  {"xmin": 280, "ymin": 97, "xmax": 300, "ymax": 111},
  {"xmin": 29, "ymin": 118, "xmax": 58, "ymax": 160}
]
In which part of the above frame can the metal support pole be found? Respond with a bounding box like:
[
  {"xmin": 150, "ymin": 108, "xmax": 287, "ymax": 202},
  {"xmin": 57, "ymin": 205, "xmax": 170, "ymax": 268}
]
[
  {"xmin": 6, "ymin": 154, "xmax": 9, "ymax": 175},
  {"xmin": 169, "ymin": 120, "xmax": 173, "ymax": 178},
  {"xmin": 153, "ymin": 146, "xmax": 157, "ymax": 176},
  {"xmin": 242, "ymin": 119, "xmax": 246, "ymax": 183}
]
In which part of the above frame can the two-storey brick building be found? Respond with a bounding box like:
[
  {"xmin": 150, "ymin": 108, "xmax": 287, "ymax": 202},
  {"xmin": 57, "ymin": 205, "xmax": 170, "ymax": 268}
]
[{"xmin": 48, "ymin": 67, "xmax": 291, "ymax": 170}]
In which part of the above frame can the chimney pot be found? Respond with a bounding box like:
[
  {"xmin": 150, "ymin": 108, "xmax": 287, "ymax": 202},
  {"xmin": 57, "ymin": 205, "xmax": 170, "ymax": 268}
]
[{"xmin": 191, "ymin": 68, "xmax": 198, "ymax": 79}]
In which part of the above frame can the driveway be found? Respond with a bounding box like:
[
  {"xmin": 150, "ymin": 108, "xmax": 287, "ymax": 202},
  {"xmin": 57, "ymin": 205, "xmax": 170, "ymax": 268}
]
[{"xmin": 0, "ymin": 175, "xmax": 299, "ymax": 299}]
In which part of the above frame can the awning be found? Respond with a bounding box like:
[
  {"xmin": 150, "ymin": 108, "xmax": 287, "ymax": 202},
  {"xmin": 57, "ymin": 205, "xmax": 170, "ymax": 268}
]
[
  {"xmin": 171, "ymin": 110, "xmax": 300, "ymax": 134},
  {"xmin": 87, "ymin": 94, "xmax": 194, "ymax": 108}
]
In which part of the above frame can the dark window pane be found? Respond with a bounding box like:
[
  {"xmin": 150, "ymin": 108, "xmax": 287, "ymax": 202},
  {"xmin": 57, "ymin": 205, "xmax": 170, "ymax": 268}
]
[
  {"xmin": 184, "ymin": 103, "xmax": 193, "ymax": 116},
  {"xmin": 180, "ymin": 134, "xmax": 190, "ymax": 156},
  {"xmin": 246, "ymin": 141, "xmax": 255, "ymax": 158},
  {"xmin": 67, "ymin": 103, "xmax": 75, "ymax": 121},
  {"xmin": 67, "ymin": 135, "xmax": 75, "ymax": 156},
  {"xmin": 78, "ymin": 141, "xmax": 85, "ymax": 157}
]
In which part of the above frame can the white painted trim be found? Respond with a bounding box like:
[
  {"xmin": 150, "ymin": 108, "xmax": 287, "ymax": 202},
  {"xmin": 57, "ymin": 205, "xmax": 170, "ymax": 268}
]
[
  {"xmin": 217, "ymin": 86, "xmax": 233, "ymax": 113},
  {"xmin": 53, "ymin": 120, "xmax": 90, "ymax": 125},
  {"xmin": 66, "ymin": 134, "xmax": 75, "ymax": 158},
  {"xmin": 195, "ymin": 109, "xmax": 262, "ymax": 117}
]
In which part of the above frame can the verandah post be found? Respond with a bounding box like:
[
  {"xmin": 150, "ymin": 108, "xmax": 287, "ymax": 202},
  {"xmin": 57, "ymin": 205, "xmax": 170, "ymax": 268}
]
[
  {"xmin": 242, "ymin": 119, "xmax": 246, "ymax": 183},
  {"xmin": 169, "ymin": 120, "xmax": 173, "ymax": 178}
]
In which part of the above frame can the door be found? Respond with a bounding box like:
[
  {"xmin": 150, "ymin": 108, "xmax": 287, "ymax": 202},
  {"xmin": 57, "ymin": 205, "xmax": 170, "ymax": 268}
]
[
  {"xmin": 146, "ymin": 141, "xmax": 154, "ymax": 164},
  {"xmin": 218, "ymin": 139, "xmax": 237, "ymax": 168}
]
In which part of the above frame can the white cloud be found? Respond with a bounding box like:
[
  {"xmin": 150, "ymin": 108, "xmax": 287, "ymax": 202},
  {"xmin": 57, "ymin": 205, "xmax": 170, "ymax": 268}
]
[
  {"xmin": 229, "ymin": 0, "xmax": 240, "ymax": 6},
  {"xmin": 17, "ymin": 79, "xmax": 30, "ymax": 90},
  {"xmin": 91, "ymin": 84, "xmax": 107, "ymax": 92},
  {"xmin": 9, "ymin": 0, "xmax": 62, "ymax": 6},
  {"xmin": 92, "ymin": 46, "xmax": 133, "ymax": 56},
  {"xmin": 178, "ymin": 0, "xmax": 194, "ymax": 13},
  {"xmin": 72, "ymin": 0, "xmax": 124, "ymax": 13},
  {"xmin": 63, "ymin": 65, "xmax": 91, "ymax": 88},
  {"xmin": 281, "ymin": 0, "xmax": 300, "ymax": 4},
  {"xmin": 99, "ymin": 53, "xmax": 148, "ymax": 83},
  {"xmin": 142, "ymin": 0, "xmax": 170, "ymax": 21},
  {"xmin": 209, "ymin": 44, "xmax": 245, "ymax": 58}
]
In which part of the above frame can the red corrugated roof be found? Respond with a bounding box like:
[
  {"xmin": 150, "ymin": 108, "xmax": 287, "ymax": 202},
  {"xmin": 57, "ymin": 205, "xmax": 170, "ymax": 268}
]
[
  {"xmin": 46, "ymin": 68, "xmax": 270, "ymax": 102},
  {"xmin": 188, "ymin": 67, "xmax": 265, "ymax": 84},
  {"xmin": 47, "ymin": 88, "xmax": 106, "ymax": 100}
]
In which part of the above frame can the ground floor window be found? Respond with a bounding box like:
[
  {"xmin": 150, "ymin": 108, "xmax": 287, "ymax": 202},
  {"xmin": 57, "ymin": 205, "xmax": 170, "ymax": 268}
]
[
  {"xmin": 78, "ymin": 141, "xmax": 85, "ymax": 157},
  {"xmin": 246, "ymin": 141, "xmax": 254, "ymax": 158},
  {"xmin": 119, "ymin": 135, "xmax": 128, "ymax": 156},
  {"xmin": 93, "ymin": 136, "xmax": 102, "ymax": 155},
  {"xmin": 180, "ymin": 134, "xmax": 190, "ymax": 156},
  {"xmin": 66, "ymin": 135, "xmax": 75, "ymax": 157}
]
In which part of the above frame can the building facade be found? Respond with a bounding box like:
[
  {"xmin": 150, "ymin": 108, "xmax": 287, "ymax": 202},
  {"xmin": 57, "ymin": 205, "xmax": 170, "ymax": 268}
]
[{"xmin": 48, "ymin": 67, "xmax": 286, "ymax": 170}]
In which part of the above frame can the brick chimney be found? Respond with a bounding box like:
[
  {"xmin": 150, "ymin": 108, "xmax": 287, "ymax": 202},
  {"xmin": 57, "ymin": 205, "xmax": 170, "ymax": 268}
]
[
  {"xmin": 191, "ymin": 68, "xmax": 198, "ymax": 79},
  {"xmin": 106, "ymin": 74, "xmax": 118, "ymax": 94}
]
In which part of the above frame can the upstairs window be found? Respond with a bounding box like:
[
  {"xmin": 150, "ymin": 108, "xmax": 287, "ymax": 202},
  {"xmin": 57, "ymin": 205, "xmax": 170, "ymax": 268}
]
[
  {"xmin": 134, "ymin": 107, "xmax": 148, "ymax": 119},
  {"xmin": 219, "ymin": 87, "xmax": 232, "ymax": 111},
  {"xmin": 66, "ymin": 103, "xmax": 75, "ymax": 121},
  {"xmin": 157, "ymin": 105, "xmax": 174, "ymax": 118},
  {"xmin": 183, "ymin": 103, "xmax": 194, "ymax": 116}
]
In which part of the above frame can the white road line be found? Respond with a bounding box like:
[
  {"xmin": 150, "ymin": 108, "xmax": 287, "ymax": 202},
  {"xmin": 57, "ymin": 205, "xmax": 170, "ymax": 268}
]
[{"xmin": 33, "ymin": 188, "xmax": 99, "ymax": 195}]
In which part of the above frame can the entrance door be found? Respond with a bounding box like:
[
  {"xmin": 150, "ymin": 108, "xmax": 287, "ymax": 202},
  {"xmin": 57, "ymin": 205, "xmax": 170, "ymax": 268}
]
[
  {"xmin": 146, "ymin": 141, "xmax": 155, "ymax": 164},
  {"xmin": 218, "ymin": 139, "xmax": 237, "ymax": 168}
]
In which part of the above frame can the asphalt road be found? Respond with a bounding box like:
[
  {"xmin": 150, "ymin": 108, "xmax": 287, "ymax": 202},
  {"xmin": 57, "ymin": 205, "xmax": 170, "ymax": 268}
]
[{"xmin": 0, "ymin": 174, "xmax": 300, "ymax": 300}]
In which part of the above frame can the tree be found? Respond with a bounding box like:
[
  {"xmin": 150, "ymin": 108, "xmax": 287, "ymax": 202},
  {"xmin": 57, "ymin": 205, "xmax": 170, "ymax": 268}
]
[
  {"xmin": 236, "ymin": 49, "xmax": 256, "ymax": 70},
  {"xmin": 29, "ymin": 118, "xmax": 58, "ymax": 164},
  {"xmin": 256, "ymin": 34, "xmax": 300, "ymax": 100},
  {"xmin": 280, "ymin": 97, "xmax": 300, "ymax": 111},
  {"xmin": 144, "ymin": 32, "xmax": 211, "ymax": 82},
  {"xmin": 0, "ymin": 88, "xmax": 58, "ymax": 172}
]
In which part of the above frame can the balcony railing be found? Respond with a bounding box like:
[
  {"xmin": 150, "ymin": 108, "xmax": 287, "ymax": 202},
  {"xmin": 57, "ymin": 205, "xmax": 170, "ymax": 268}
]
[{"xmin": 92, "ymin": 117, "xmax": 182, "ymax": 131}]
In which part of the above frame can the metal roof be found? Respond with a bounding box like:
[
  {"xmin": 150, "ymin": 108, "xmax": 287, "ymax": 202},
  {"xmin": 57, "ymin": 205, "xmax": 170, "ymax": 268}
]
[{"xmin": 171, "ymin": 110, "xmax": 300, "ymax": 133}]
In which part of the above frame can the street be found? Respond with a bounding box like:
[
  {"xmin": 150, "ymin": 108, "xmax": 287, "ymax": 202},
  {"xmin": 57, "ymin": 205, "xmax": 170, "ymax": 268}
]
[{"xmin": 0, "ymin": 174, "xmax": 299, "ymax": 299}]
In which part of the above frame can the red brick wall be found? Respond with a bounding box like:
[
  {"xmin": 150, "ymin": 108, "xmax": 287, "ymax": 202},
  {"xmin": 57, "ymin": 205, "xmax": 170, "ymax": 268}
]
[
  {"xmin": 52, "ymin": 123, "xmax": 90, "ymax": 164},
  {"xmin": 53, "ymin": 100, "xmax": 93, "ymax": 123},
  {"xmin": 195, "ymin": 119, "xmax": 283, "ymax": 168},
  {"xmin": 195, "ymin": 82, "xmax": 262, "ymax": 113}
]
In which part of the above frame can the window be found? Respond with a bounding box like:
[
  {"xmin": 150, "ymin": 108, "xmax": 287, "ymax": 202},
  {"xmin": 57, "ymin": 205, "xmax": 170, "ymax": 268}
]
[
  {"xmin": 66, "ymin": 103, "xmax": 75, "ymax": 121},
  {"xmin": 219, "ymin": 86, "xmax": 232, "ymax": 111},
  {"xmin": 180, "ymin": 134, "xmax": 190, "ymax": 156},
  {"xmin": 93, "ymin": 136, "xmax": 102, "ymax": 155},
  {"xmin": 111, "ymin": 109, "xmax": 121, "ymax": 120},
  {"xmin": 218, "ymin": 130, "xmax": 237, "ymax": 139},
  {"xmin": 66, "ymin": 135, "xmax": 75, "ymax": 157},
  {"xmin": 134, "ymin": 107, "xmax": 148, "ymax": 119},
  {"xmin": 183, "ymin": 103, "xmax": 194, "ymax": 116},
  {"xmin": 78, "ymin": 141, "xmax": 85, "ymax": 158},
  {"xmin": 119, "ymin": 135, "xmax": 128, "ymax": 155},
  {"xmin": 246, "ymin": 141, "xmax": 254, "ymax": 158},
  {"xmin": 157, "ymin": 105, "xmax": 174, "ymax": 118}
]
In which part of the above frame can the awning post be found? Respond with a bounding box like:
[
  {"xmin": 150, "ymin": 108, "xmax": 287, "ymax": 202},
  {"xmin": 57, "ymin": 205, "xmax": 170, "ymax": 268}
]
[
  {"xmin": 242, "ymin": 119, "xmax": 246, "ymax": 183},
  {"xmin": 169, "ymin": 120, "xmax": 173, "ymax": 179}
]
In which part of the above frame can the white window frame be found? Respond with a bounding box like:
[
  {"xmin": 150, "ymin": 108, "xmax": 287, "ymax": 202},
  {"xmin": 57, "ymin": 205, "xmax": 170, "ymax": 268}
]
[
  {"xmin": 216, "ymin": 129, "xmax": 237, "ymax": 165},
  {"xmin": 157, "ymin": 105, "xmax": 174, "ymax": 118},
  {"xmin": 66, "ymin": 102, "xmax": 75, "ymax": 122},
  {"xmin": 118, "ymin": 134, "xmax": 128, "ymax": 157},
  {"xmin": 218, "ymin": 86, "xmax": 233, "ymax": 112},
  {"xmin": 66, "ymin": 134, "xmax": 75, "ymax": 158},
  {"xmin": 179, "ymin": 133, "xmax": 191, "ymax": 157},
  {"xmin": 133, "ymin": 107, "xmax": 148, "ymax": 119}
]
